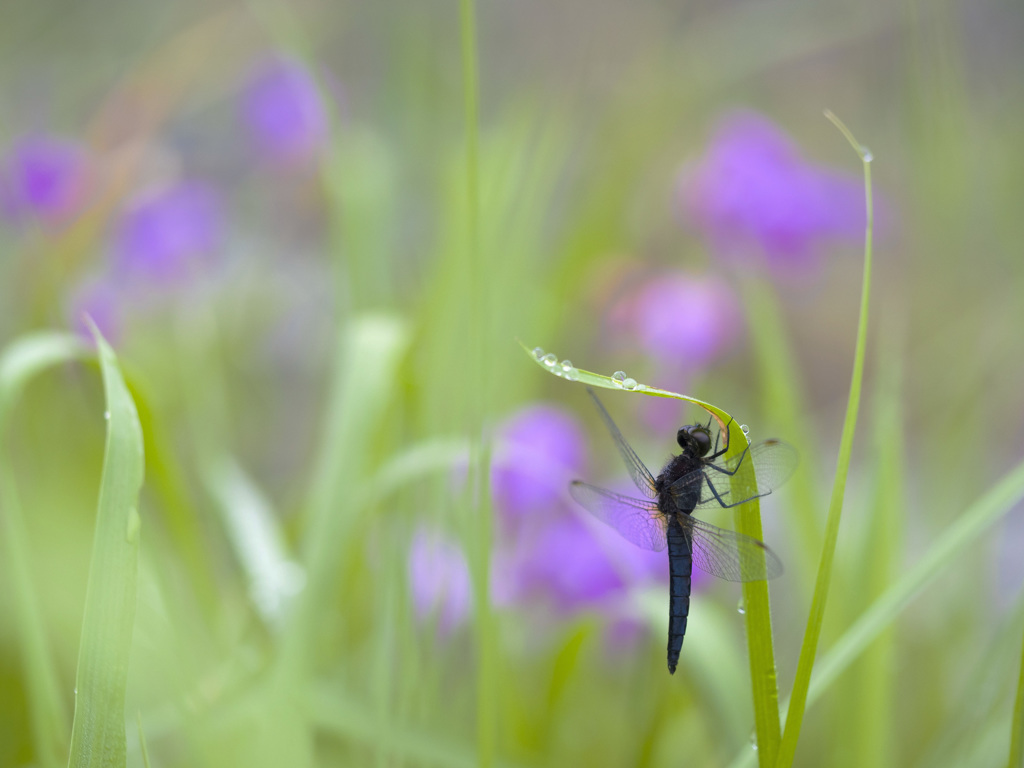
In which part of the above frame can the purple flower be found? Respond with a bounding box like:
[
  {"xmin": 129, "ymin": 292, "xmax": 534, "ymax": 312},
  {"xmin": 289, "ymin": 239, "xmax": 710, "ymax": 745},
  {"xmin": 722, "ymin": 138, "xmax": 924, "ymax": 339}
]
[
  {"xmin": 240, "ymin": 55, "xmax": 330, "ymax": 166},
  {"xmin": 0, "ymin": 134, "xmax": 91, "ymax": 226},
  {"xmin": 491, "ymin": 404, "xmax": 588, "ymax": 530},
  {"xmin": 110, "ymin": 181, "xmax": 223, "ymax": 284},
  {"xmin": 677, "ymin": 111, "xmax": 865, "ymax": 272},
  {"xmin": 506, "ymin": 512, "xmax": 666, "ymax": 611},
  {"xmin": 408, "ymin": 526, "xmax": 472, "ymax": 635},
  {"xmin": 612, "ymin": 272, "xmax": 742, "ymax": 371}
]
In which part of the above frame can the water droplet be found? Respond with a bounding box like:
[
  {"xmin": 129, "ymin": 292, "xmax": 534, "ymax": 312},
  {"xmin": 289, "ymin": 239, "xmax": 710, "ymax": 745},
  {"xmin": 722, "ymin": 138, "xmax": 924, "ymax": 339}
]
[
  {"xmin": 740, "ymin": 424, "xmax": 749, "ymax": 435},
  {"xmin": 611, "ymin": 370, "xmax": 627, "ymax": 387},
  {"xmin": 532, "ymin": 346, "xmax": 545, "ymax": 360},
  {"xmin": 560, "ymin": 360, "xmax": 580, "ymax": 381},
  {"xmin": 861, "ymin": 147, "xmax": 873, "ymax": 162},
  {"xmin": 103, "ymin": 410, "xmax": 111, "ymax": 421},
  {"xmin": 541, "ymin": 353, "xmax": 557, "ymax": 367},
  {"xmin": 621, "ymin": 377, "xmax": 638, "ymax": 390},
  {"xmin": 737, "ymin": 599, "xmax": 746, "ymax": 615}
]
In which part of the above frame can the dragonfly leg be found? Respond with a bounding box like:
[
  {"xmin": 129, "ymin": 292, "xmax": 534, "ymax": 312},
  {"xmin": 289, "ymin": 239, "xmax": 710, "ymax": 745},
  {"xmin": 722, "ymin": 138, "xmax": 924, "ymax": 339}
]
[
  {"xmin": 706, "ymin": 416, "xmax": 736, "ymax": 461},
  {"xmin": 702, "ymin": 443, "xmax": 750, "ymax": 476},
  {"xmin": 701, "ymin": 469, "xmax": 770, "ymax": 509}
]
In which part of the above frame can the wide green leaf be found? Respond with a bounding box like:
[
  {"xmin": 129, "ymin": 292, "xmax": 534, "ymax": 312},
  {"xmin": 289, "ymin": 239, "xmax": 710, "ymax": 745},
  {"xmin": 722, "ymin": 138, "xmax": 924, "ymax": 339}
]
[{"xmin": 67, "ymin": 325, "xmax": 146, "ymax": 768}]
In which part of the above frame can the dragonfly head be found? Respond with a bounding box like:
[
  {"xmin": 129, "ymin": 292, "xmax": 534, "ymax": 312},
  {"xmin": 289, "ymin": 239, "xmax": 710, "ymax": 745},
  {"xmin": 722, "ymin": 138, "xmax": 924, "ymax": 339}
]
[{"xmin": 677, "ymin": 424, "xmax": 712, "ymax": 457}]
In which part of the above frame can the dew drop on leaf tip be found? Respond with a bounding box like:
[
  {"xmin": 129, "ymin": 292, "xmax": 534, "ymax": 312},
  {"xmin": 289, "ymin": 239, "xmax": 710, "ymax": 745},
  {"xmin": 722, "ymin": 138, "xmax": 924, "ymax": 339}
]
[
  {"xmin": 541, "ymin": 353, "xmax": 557, "ymax": 367},
  {"xmin": 559, "ymin": 360, "xmax": 580, "ymax": 381},
  {"xmin": 532, "ymin": 346, "xmax": 545, "ymax": 360}
]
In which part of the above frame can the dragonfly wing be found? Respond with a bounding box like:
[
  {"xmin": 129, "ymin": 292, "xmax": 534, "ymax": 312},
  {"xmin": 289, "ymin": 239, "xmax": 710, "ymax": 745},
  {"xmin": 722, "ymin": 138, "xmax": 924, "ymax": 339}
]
[
  {"xmin": 669, "ymin": 438, "xmax": 799, "ymax": 511},
  {"xmin": 678, "ymin": 514, "xmax": 783, "ymax": 581},
  {"xmin": 568, "ymin": 481, "xmax": 667, "ymax": 552},
  {"xmin": 585, "ymin": 389, "xmax": 658, "ymax": 500}
]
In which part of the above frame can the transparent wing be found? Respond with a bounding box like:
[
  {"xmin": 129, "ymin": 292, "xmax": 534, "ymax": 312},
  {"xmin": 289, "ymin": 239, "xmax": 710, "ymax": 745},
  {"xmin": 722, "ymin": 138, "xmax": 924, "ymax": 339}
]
[
  {"xmin": 678, "ymin": 515, "xmax": 783, "ymax": 581},
  {"xmin": 568, "ymin": 481, "xmax": 667, "ymax": 552},
  {"xmin": 670, "ymin": 438, "xmax": 799, "ymax": 511},
  {"xmin": 585, "ymin": 388, "xmax": 658, "ymax": 500}
]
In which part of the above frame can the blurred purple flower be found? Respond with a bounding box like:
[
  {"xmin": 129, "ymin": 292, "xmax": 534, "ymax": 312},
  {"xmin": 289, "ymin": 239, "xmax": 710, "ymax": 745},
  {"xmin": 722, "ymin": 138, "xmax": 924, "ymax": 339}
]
[
  {"xmin": 240, "ymin": 55, "xmax": 330, "ymax": 166},
  {"xmin": 677, "ymin": 111, "xmax": 865, "ymax": 271},
  {"xmin": 612, "ymin": 272, "xmax": 742, "ymax": 371},
  {"xmin": 408, "ymin": 526, "xmax": 472, "ymax": 635},
  {"xmin": 0, "ymin": 134, "xmax": 91, "ymax": 226},
  {"xmin": 110, "ymin": 181, "xmax": 223, "ymax": 284},
  {"xmin": 506, "ymin": 512, "xmax": 666, "ymax": 611},
  {"xmin": 491, "ymin": 404, "xmax": 588, "ymax": 529}
]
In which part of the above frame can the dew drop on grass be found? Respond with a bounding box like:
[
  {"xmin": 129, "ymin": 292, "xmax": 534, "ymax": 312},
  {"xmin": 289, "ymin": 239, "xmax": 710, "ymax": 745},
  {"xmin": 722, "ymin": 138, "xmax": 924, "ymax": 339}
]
[
  {"xmin": 533, "ymin": 346, "xmax": 545, "ymax": 360},
  {"xmin": 103, "ymin": 410, "xmax": 111, "ymax": 420},
  {"xmin": 740, "ymin": 424, "xmax": 749, "ymax": 435},
  {"xmin": 737, "ymin": 599, "xmax": 746, "ymax": 615},
  {"xmin": 861, "ymin": 147, "xmax": 873, "ymax": 162},
  {"xmin": 564, "ymin": 367, "xmax": 579, "ymax": 382},
  {"xmin": 542, "ymin": 353, "xmax": 557, "ymax": 367},
  {"xmin": 611, "ymin": 370, "xmax": 627, "ymax": 387},
  {"xmin": 621, "ymin": 377, "xmax": 638, "ymax": 390}
]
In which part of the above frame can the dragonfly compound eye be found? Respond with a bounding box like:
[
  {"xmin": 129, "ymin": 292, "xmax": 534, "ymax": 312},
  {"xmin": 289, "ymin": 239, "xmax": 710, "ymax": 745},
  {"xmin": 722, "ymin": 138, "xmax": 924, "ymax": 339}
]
[{"xmin": 683, "ymin": 426, "xmax": 712, "ymax": 456}]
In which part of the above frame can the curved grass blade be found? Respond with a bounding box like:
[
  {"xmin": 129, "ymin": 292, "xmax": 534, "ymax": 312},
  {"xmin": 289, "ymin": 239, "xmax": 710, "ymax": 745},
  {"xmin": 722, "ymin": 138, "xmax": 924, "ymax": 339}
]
[
  {"xmin": 521, "ymin": 339, "xmax": 782, "ymax": 764},
  {"xmin": 773, "ymin": 111, "xmax": 874, "ymax": 768},
  {"xmin": 0, "ymin": 332, "xmax": 89, "ymax": 767},
  {"xmin": 67, "ymin": 323, "xmax": 146, "ymax": 768}
]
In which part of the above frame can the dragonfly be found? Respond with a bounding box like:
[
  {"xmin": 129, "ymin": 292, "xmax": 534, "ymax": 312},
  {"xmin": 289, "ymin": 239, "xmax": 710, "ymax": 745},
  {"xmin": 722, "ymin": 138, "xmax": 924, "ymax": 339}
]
[{"xmin": 569, "ymin": 388, "xmax": 797, "ymax": 674}]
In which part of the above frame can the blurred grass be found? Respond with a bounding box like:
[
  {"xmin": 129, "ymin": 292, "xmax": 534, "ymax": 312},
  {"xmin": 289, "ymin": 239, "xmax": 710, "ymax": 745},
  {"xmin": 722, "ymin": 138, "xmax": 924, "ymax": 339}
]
[{"xmin": 0, "ymin": 333, "xmax": 88, "ymax": 767}]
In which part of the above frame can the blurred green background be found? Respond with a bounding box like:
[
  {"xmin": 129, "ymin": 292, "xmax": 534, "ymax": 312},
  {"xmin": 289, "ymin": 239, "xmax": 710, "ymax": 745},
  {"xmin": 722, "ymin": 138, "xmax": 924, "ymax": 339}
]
[{"xmin": 2, "ymin": 1, "xmax": 1024, "ymax": 766}]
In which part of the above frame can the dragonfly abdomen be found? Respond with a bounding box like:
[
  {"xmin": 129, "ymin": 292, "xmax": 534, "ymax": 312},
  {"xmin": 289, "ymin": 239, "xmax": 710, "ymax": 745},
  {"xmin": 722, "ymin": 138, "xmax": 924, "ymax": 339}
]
[{"xmin": 666, "ymin": 516, "xmax": 694, "ymax": 675}]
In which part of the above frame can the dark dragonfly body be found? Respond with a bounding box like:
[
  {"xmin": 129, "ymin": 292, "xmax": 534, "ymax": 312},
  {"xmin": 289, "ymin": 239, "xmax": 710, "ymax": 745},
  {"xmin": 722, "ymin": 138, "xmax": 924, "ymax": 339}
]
[{"xmin": 569, "ymin": 389, "xmax": 796, "ymax": 674}]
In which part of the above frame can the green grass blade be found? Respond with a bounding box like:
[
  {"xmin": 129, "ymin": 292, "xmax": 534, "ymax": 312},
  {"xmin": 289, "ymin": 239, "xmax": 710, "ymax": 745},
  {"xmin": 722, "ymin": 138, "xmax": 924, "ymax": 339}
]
[
  {"xmin": 67, "ymin": 325, "xmax": 146, "ymax": 768},
  {"xmin": 1010, "ymin": 624, "xmax": 1024, "ymax": 768},
  {"xmin": 0, "ymin": 332, "xmax": 89, "ymax": 767},
  {"xmin": 458, "ymin": 4, "xmax": 499, "ymax": 765},
  {"xmin": 774, "ymin": 112, "xmax": 874, "ymax": 768},
  {"xmin": 849, "ymin": 330, "xmax": 905, "ymax": 768},
  {"xmin": 522, "ymin": 341, "xmax": 782, "ymax": 764}
]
